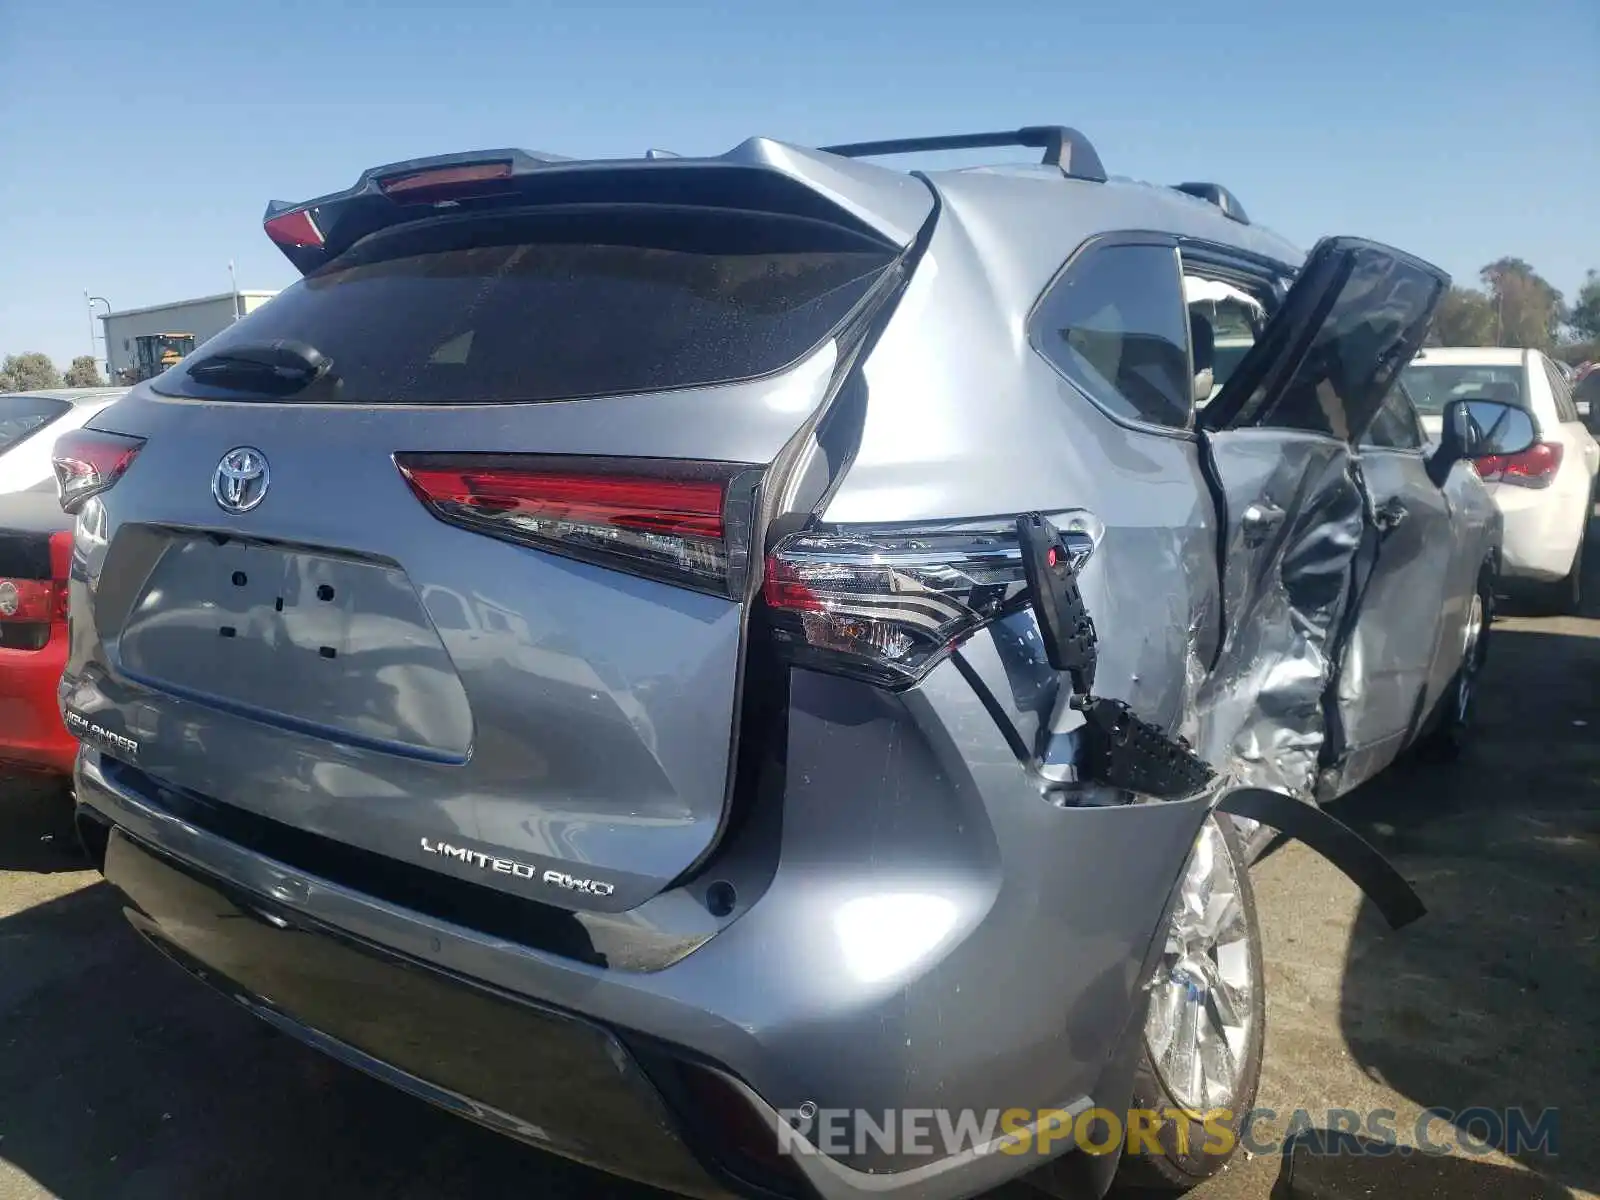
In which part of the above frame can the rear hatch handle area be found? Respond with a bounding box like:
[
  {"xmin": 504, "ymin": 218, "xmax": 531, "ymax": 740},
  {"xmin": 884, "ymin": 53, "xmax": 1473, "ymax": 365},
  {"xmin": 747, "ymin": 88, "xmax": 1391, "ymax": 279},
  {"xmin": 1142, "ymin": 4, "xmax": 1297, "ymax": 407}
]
[{"xmin": 1016, "ymin": 512, "xmax": 1425, "ymax": 932}]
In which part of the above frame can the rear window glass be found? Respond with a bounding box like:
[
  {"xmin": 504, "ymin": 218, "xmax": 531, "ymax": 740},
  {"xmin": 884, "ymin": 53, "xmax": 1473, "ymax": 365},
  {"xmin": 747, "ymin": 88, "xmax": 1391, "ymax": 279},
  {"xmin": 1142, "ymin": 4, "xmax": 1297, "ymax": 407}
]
[
  {"xmin": 154, "ymin": 209, "xmax": 897, "ymax": 405},
  {"xmin": 1400, "ymin": 364, "xmax": 1525, "ymax": 416},
  {"xmin": 0, "ymin": 396, "xmax": 68, "ymax": 453}
]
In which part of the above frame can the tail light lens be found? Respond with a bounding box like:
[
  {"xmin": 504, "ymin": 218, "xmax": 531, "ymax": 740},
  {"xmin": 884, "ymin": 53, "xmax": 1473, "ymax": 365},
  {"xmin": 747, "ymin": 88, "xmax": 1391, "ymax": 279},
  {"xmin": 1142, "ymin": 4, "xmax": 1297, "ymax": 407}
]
[
  {"xmin": 264, "ymin": 208, "xmax": 325, "ymax": 249},
  {"xmin": 763, "ymin": 523, "xmax": 1040, "ymax": 688},
  {"xmin": 1473, "ymin": 441, "xmax": 1563, "ymax": 489},
  {"xmin": 52, "ymin": 429, "xmax": 146, "ymax": 514},
  {"xmin": 395, "ymin": 454, "xmax": 760, "ymax": 597},
  {"xmin": 379, "ymin": 161, "xmax": 514, "ymax": 202},
  {"xmin": 0, "ymin": 578, "xmax": 64, "ymax": 624}
]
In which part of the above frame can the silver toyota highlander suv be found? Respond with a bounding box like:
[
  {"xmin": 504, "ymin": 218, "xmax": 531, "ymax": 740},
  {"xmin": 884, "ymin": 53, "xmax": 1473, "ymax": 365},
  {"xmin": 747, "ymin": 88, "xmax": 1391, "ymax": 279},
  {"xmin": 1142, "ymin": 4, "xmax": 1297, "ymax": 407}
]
[{"xmin": 55, "ymin": 127, "xmax": 1527, "ymax": 1199}]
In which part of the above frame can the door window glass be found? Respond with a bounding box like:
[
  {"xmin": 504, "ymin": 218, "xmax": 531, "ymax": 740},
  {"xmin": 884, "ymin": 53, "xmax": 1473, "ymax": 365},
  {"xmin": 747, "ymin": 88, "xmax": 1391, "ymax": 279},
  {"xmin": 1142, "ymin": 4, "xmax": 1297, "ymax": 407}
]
[
  {"xmin": 1360, "ymin": 382, "xmax": 1424, "ymax": 450},
  {"xmin": 1209, "ymin": 241, "xmax": 1447, "ymax": 440}
]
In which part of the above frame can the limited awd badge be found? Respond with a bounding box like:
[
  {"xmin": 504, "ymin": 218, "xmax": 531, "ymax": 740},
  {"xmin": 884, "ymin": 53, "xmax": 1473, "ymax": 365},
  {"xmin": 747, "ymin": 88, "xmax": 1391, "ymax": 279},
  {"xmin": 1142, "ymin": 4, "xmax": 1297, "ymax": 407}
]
[{"xmin": 419, "ymin": 837, "xmax": 616, "ymax": 898}]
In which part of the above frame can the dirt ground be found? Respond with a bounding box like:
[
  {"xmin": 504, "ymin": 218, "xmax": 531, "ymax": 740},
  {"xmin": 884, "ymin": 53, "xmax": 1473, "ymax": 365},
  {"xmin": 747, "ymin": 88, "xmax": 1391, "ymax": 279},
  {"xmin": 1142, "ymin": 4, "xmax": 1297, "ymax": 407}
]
[{"xmin": 2, "ymin": 568, "xmax": 1595, "ymax": 1199}]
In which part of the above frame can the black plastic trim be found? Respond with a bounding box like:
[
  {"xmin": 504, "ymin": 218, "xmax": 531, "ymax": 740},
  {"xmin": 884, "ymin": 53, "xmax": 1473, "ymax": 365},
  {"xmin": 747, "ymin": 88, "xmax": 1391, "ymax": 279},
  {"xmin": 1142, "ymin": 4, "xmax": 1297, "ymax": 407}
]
[
  {"xmin": 1214, "ymin": 787, "xmax": 1426, "ymax": 929},
  {"xmin": 102, "ymin": 828, "xmax": 747, "ymax": 1200},
  {"xmin": 1173, "ymin": 182, "xmax": 1250, "ymax": 224}
]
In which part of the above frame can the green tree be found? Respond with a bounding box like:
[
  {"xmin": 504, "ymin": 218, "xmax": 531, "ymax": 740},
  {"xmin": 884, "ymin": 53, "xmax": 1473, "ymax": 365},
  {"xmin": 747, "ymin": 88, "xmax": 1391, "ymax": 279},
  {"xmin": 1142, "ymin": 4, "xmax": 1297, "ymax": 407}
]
[
  {"xmin": 1568, "ymin": 269, "xmax": 1600, "ymax": 344},
  {"xmin": 0, "ymin": 352, "xmax": 63, "ymax": 392},
  {"xmin": 1480, "ymin": 257, "xmax": 1565, "ymax": 351},
  {"xmin": 1430, "ymin": 286, "xmax": 1497, "ymax": 346},
  {"xmin": 62, "ymin": 355, "xmax": 104, "ymax": 387}
]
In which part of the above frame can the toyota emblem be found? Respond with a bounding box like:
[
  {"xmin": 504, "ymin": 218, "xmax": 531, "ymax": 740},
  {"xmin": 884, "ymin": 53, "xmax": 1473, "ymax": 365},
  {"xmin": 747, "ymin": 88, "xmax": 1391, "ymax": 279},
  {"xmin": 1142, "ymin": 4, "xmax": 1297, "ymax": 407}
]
[{"xmin": 213, "ymin": 447, "xmax": 271, "ymax": 514}]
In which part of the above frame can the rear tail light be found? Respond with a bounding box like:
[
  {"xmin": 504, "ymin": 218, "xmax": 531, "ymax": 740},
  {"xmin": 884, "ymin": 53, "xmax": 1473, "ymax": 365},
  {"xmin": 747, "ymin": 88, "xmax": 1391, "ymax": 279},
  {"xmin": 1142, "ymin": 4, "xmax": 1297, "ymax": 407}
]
[
  {"xmin": 0, "ymin": 578, "xmax": 63, "ymax": 624},
  {"xmin": 0, "ymin": 531, "xmax": 72, "ymax": 630},
  {"xmin": 264, "ymin": 208, "xmax": 324, "ymax": 249},
  {"xmin": 1474, "ymin": 441, "xmax": 1563, "ymax": 489},
  {"xmin": 763, "ymin": 523, "xmax": 1038, "ymax": 688},
  {"xmin": 395, "ymin": 454, "xmax": 760, "ymax": 597},
  {"xmin": 52, "ymin": 429, "xmax": 146, "ymax": 514}
]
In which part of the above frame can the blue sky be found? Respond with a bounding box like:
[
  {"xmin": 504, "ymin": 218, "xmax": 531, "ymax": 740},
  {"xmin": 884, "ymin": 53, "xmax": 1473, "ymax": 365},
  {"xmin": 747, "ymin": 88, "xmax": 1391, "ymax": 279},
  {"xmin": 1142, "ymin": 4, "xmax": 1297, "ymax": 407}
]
[{"xmin": 2, "ymin": 0, "xmax": 1596, "ymax": 369}]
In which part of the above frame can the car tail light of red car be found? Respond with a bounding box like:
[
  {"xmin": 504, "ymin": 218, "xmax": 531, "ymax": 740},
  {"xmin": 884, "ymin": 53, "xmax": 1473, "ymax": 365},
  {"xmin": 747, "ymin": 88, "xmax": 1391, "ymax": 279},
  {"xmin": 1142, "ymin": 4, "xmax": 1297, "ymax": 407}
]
[{"xmin": 0, "ymin": 531, "xmax": 72, "ymax": 647}]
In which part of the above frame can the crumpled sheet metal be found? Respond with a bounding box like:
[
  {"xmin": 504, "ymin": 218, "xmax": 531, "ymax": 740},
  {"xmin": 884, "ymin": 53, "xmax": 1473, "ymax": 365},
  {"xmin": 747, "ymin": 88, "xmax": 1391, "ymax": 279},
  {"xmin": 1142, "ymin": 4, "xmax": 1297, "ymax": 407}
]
[
  {"xmin": 965, "ymin": 455, "xmax": 1365, "ymax": 810},
  {"xmin": 1191, "ymin": 440, "xmax": 1367, "ymax": 802}
]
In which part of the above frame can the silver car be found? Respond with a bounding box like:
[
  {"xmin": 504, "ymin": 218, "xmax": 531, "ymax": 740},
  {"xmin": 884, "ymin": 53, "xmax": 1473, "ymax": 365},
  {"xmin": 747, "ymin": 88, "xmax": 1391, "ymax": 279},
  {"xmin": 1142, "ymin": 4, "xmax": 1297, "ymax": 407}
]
[{"xmin": 57, "ymin": 128, "xmax": 1533, "ymax": 1198}]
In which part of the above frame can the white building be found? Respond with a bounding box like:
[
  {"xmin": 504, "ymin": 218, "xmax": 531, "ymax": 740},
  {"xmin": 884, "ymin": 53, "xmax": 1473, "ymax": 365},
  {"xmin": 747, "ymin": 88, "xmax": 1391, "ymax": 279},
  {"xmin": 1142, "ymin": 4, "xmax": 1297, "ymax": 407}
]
[{"xmin": 101, "ymin": 290, "xmax": 279, "ymax": 381}]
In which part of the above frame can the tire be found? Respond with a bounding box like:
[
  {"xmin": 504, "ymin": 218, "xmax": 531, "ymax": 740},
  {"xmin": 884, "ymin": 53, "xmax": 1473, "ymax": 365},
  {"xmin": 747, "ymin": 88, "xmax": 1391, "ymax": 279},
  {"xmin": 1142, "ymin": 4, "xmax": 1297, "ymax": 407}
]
[
  {"xmin": 1531, "ymin": 488, "xmax": 1593, "ymax": 616},
  {"xmin": 1418, "ymin": 578, "xmax": 1491, "ymax": 761},
  {"xmin": 1112, "ymin": 815, "xmax": 1266, "ymax": 1193},
  {"xmin": 1536, "ymin": 532, "xmax": 1584, "ymax": 616}
]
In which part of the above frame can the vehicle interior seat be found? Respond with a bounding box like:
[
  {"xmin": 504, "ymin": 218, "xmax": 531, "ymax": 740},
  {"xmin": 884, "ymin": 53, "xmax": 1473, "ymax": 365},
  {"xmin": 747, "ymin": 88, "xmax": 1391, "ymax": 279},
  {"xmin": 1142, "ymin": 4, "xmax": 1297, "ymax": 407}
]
[
  {"xmin": 1190, "ymin": 308, "xmax": 1216, "ymax": 406},
  {"xmin": 1480, "ymin": 380, "xmax": 1523, "ymax": 406}
]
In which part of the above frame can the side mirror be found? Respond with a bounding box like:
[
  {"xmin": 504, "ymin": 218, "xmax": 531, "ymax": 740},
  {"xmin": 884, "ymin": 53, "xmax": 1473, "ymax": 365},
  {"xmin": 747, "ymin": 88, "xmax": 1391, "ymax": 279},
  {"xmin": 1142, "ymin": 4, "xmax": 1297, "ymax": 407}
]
[{"xmin": 1429, "ymin": 398, "xmax": 1537, "ymax": 486}]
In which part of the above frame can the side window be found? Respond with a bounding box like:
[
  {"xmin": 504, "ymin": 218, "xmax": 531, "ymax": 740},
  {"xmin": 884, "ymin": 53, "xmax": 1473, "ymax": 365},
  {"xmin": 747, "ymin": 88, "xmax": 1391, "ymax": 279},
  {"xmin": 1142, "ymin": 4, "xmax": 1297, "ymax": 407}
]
[
  {"xmin": 1543, "ymin": 358, "xmax": 1579, "ymax": 423},
  {"xmin": 1031, "ymin": 243, "xmax": 1193, "ymax": 429},
  {"xmin": 1360, "ymin": 381, "xmax": 1424, "ymax": 450},
  {"xmin": 1183, "ymin": 272, "xmax": 1272, "ymax": 410},
  {"xmin": 0, "ymin": 396, "xmax": 69, "ymax": 454}
]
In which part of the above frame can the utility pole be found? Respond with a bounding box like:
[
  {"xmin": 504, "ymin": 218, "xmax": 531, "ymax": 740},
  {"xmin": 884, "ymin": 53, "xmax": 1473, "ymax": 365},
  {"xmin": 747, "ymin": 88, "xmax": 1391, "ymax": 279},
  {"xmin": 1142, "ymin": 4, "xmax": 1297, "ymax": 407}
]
[
  {"xmin": 85, "ymin": 293, "xmax": 111, "ymax": 381},
  {"xmin": 229, "ymin": 260, "xmax": 240, "ymax": 321}
]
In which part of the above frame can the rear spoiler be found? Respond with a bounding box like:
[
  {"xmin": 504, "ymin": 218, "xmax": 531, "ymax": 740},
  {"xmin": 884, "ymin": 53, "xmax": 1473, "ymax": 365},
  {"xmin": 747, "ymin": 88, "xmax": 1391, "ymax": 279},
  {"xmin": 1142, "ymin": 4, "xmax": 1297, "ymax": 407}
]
[{"xmin": 261, "ymin": 139, "xmax": 936, "ymax": 275}]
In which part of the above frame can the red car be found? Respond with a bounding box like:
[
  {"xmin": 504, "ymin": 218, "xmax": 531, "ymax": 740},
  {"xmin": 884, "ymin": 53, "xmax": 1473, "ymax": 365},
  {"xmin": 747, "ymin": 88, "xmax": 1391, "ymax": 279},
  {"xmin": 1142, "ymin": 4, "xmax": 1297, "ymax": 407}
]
[
  {"xmin": 0, "ymin": 491, "xmax": 75, "ymax": 775},
  {"xmin": 0, "ymin": 387, "xmax": 127, "ymax": 776}
]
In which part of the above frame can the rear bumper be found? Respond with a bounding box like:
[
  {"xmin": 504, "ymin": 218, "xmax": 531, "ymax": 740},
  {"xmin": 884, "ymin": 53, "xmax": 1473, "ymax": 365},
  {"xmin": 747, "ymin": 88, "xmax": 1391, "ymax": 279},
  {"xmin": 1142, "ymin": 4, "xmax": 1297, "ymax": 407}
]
[
  {"xmin": 76, "ymin": 659, "xmax": 1214, "ymax": 1200},
  {"xmin": 1493, "ymin": 486, "xmax": 1586, "ymax": 582},
  {"xmin": 0, "ymin": 633, "xmax": 75, "ymax": 774},
  {"xmin": 98, "ymin": 826, "xmax": 740, "ymax": 1199}
]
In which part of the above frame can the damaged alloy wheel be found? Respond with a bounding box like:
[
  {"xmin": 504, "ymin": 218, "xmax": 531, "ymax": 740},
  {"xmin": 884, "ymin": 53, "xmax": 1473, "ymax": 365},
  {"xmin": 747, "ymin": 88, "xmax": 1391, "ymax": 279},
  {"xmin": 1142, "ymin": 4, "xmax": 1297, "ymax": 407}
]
[
  {"xmin": 1420, "ymin": 581, "xmax": 1489, "ymax": 760},
  {"xmin": 1116, "ymin": 814, "xmax": 1265, "ymax": 1192}
]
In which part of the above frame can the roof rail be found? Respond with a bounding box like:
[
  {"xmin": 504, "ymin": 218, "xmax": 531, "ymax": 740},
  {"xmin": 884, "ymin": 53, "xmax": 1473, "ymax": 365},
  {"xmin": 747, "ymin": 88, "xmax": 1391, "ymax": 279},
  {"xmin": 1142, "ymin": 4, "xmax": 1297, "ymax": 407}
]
[
  {"xmin": 819, "ymin": 126, "xmax": 1107, "ymax": 183},
  {"xmin": 1173, "ymin": 182, "xmax": 1250, "ymax": 225}
]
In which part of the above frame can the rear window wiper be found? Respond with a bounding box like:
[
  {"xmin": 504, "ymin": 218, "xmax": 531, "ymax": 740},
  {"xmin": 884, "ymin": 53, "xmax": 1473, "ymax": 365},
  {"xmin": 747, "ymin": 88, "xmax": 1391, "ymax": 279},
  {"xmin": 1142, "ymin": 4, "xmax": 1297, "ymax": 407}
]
[{"xmin": 184, "ymin": 340, "xmax": 335, "ymax": 397}]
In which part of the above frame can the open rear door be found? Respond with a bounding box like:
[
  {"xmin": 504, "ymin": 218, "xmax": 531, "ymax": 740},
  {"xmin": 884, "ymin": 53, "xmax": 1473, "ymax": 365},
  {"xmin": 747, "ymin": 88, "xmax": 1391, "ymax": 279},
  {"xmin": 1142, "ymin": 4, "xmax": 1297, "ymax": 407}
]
[{"xmin": 1192, "ymin": 237, "xmax": 1449, "ymax": 800}]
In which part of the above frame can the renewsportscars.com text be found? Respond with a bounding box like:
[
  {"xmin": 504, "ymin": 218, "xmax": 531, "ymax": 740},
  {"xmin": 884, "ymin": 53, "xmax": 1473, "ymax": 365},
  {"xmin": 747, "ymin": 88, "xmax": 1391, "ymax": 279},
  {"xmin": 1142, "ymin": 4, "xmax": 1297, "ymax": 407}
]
[{"xmin": 774, "ymin": 1105, "xmax": 1559, "ymax": 1159}]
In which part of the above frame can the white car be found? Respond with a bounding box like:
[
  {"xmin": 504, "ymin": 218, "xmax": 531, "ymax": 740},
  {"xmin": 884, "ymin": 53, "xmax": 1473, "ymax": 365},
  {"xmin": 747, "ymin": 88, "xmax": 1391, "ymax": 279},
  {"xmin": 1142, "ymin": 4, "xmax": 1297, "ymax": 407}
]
[
  {"xmin": 1404, "ymin": 347, "xmax": 1598, "ymax": 610},
  {"xmin": 0, "ymin": 388, "xmax": 129, "ymax": 495}
]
